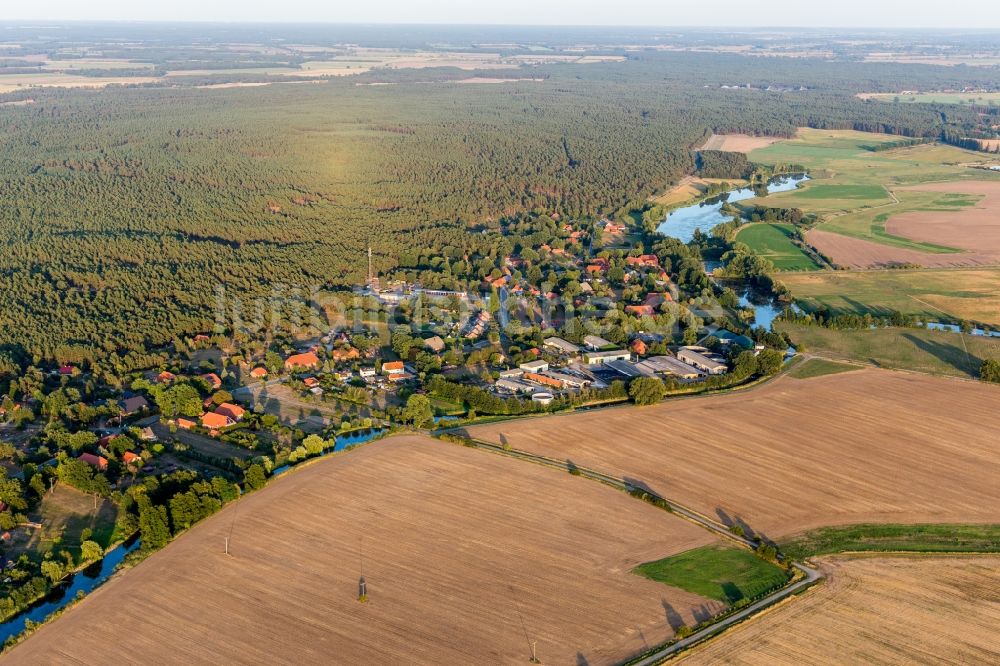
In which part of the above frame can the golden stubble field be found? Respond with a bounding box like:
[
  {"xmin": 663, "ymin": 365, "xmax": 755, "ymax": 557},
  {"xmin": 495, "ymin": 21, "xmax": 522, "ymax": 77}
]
[
  {"xmin": 677, "ymin": 555, "xmax": 1000, "ymax": 665},
  {"xmin": 699, "ymin": 134, "xmax": 782, "ymax": 153},
  {"xmin": 468, "ymin": 369, "xmax": 1000, "ymax": 540},
  {"xmin": 8, "ymin": 435, "xmax": 722, "ymax": 666}
]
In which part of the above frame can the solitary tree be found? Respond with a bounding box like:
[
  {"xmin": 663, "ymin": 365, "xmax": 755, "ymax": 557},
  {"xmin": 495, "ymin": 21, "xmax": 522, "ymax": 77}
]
[
  {"xmin": 402, "ymin": 394, "xmax": 434, "ymax": 428},
  {"xmin": 980, "ymin": 358, "xmax": 1000, "ymax": 383}
]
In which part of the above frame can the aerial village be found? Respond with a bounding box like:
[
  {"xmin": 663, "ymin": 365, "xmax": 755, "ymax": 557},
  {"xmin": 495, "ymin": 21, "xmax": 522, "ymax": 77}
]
[{"xmin": 0, "ymin": 211, "xmax": 788, "ymax": 617}]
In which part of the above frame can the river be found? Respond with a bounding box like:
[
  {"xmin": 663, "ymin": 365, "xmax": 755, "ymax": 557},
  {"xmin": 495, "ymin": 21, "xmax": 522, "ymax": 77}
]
[
  {"xmin": 657, "ymin": 174, "xmax": 808, "ymax": 243},
  {"xmin": 0, "ymin": 535, "xmax": 141, "ymax": 644}
]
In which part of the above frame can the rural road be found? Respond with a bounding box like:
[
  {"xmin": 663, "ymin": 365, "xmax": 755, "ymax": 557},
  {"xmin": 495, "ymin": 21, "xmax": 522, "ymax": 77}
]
[
  {"xmin": 452, "ymin": 435, "xmax": 826, "ymax": 665},
  {"xmin": 629, "ymin": 562, "xmax": 822, "ymax": 666}
]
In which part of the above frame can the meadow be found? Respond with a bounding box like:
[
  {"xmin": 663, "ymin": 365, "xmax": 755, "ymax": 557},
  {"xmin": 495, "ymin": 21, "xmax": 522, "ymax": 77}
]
[
  {"xmin": 467, "ymin": 368, "xmax": 1000, "ymax": 539},
  {"xmin": 734, "ymin": 223, "xmax": 821, "ymax": 271},
  {"xmin": 862, "ymin": 91, "xmax": 1000, "ymax": 105},
  {"xmin": 7, "ymin": 435, "xmax": 723, "ymax": 665},
  {"xmin": 777, "ymin": 323, "xmax": 1000, "ymax": 378}
]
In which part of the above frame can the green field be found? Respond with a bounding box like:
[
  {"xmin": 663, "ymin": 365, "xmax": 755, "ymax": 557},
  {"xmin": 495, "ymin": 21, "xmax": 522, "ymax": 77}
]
[
  {"xmin": 633, "ymin": 546, "xmax": 789, "ymax": 605},
  {"xmin": 734, "ymin": 223, "xmax": 821, "ymax": 271},
  {"xmin": 776, "ymin": 322, "xmax": 1000, "ymax": 378},
  {"xmin": 781, "ymin": 523, "xmax": 1000, "ymax": 560},
  {"xmin": 748, "ymin": 129, "xmax": 1000, "ymax": 249},
  {"xmin": 787, "ymin": 358, "xmax": 860, "ymax": 379},
  {"xmin": 866, "ymin": 92, "xmax": 1000, "ymax": 105},
  {"xmin": 792, "ymin": 183, "xmax": 891, "ymax": 200},
  {"xmin": 779, "ymin": 268, "xmax": 1000, "ymax": 327}
]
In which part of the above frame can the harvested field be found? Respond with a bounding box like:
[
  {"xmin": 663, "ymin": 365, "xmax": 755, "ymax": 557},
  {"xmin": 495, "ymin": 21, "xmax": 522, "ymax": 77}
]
[
  {"xmin": 806, "ymin": 228, "xmax": 999, "ymax": 269},
  {"xmin": 700, "ymin": 134, "xmax": 781, "ymax": 153},
  {"xmin": 467, "ymin": 370, "xmax": 1000, "ymax": 540},
  {"xmin": 885, "ymin": 181, "xmax": 1000, "ymax": 257},
  {"xmin": 9, "ymin": 435, "xmax": 722, "ymax": 665},
  {"xmin": 677, "ymin": 555, "xmax": 1000, "ymax": 665}
]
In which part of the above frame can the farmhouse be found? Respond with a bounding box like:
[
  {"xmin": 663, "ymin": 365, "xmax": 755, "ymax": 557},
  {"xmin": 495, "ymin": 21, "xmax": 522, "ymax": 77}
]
[
  {"xmin": 519, "ymin": 359, "xmax": 549, "ymax": 373},
  {"xmin": 331, "ymin": 346, "xmax": 360, "ymax": 362},
  {"xmin": 637, "ymin": 355, "xmax": 703, "ymax": 380},
  {"xmin": 120, "ymin": 396, "xmax": 149, "ymax": 416},
  {"xmin": 605, "ymin": 359, "xmax": 645, "ymax": 378},
  {"xmin": 544, "ymin": 337, "xmax": 580, "ymax": 355},
  {"xmin": 202, "ymin": 412, "xmax": 233, "ymax": 430},
  {"xmin": 583, "ymin": 335, "xmax": 613, "ymax": 350},
  {"xmin": 542, "ymin": 371, "xmax": 591, "ymax": 389},
  {"xmin": 78, "ymin": 453, "xmax": 108, "ymax": 472},
  {"xmin": 382, "ymin": 361, "xmax": 405, "ymax": 375},
  {"xmin": 583, "ymin": 350, "xmax": 631, "ymax": 366},
  {"xmin": 495, "ymin": 377, "xmax": 536, "ymax": 394},
  {"xmin": 677, "ymin": 347, "xmax": 728, "ymax": 375},
  {"xmin": 423, "ymin": 336, "xmax": 446, "ymax": 353},
  {"xmin": 523, "ymin": 372, "xmax": 563, "ymax": 390},
  {"xmin": 214, "ymin": 403, "xmax": 246, "ymax": 422},
  {"xmin": 201, "ymin": 373, "xmax": 223, "ymax": 390},
  {"xmin": 285, "ymin": 352, "xmax": 320, "ymax": 370},
  {"xmin": 359, "ymin": 367, "xmax": 377, "ymax": 379}
]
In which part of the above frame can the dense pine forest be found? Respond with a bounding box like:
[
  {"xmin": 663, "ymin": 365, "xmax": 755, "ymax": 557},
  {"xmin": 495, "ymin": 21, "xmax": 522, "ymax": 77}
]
[{"xmin": 2, "ymin": 42, "xmax": 1000, "ymax": 374}]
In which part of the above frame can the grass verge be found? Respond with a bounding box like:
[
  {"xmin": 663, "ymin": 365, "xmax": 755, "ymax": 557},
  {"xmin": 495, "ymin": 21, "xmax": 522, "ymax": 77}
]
[{"xmin": 781, "ymin": 523, "xmax": 1000, "ymax": 560}]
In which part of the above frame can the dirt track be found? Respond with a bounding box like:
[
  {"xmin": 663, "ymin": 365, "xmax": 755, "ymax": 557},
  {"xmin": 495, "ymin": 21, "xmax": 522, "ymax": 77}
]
[
  {"xmin": 467, "ymin": 369, "xmax": 1000, "ymax": 540},
  {"xmin": 7, "ymin": 435, "xmax": 720, "ymax": 666},
  {"xmin": 677, "ymin": 555, "xmax": 1000, "ymax": 665}
]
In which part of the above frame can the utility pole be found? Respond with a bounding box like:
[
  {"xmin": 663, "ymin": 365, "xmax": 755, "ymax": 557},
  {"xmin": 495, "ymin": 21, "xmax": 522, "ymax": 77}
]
[{"xmin": 224, "ymin": 535, "xmax": 230, "ymax": 555}]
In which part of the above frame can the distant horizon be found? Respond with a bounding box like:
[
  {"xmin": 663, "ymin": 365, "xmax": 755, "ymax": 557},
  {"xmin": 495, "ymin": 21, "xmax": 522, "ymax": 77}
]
[
  {"xmin": 3, "ymin": 20, "xmax": 1000, "ymax": 31},
  {"xmin": 3, "ymin": 1, "xmax": 1000, "ymax": 30}
]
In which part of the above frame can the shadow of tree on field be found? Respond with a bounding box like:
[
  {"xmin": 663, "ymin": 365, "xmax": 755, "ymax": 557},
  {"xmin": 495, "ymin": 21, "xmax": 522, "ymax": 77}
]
[
  {"xmin": 661, "ymin": 599, "xmax": 685, "ymax": 631},
  {"xmin": 902, "ymin": 332, "xmax": 981, "ymax": 377}
]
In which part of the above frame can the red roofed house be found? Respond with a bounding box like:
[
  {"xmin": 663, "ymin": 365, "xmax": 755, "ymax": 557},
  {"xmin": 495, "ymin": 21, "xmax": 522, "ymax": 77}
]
[
  {"xmin": 202, "ymin": 412, "xmax": 232, "ymax": 430},
  {"xmin": 250, "ymin": 367, "xmax": 268, "ymax": 379},
  {"xmin": 630, "ymin": 339, "xmax": 649, "ymax": 356},
  {"xmin": 382, "ymin": 361, "xmax": 405, "ymax": 375},
  {"xmin": 193, "ymin": 334, "xmax": 210, "ymax": 343},
  {"xmin": 156, "ymin": 371, "xmax": 176, "ymax": 384},
  {"xmin": 626, "ymin": 254, "xmax": 660, "ymax": 269},
  {"xmin": 58, "ymin": 365, "xmax": 75, "ymax": 376},
  {"xmin": 214, "ymin": 403, "xmax": 245, "ymax": 422},
  {"xmin": 122, "ymin": 451, "xmax": 142, "ymax": 467},
  {"xmin": 285, "ymin": 352, "xmax": 320, "ymax": 370},
  {"xmin": 303, "ymin": 377, "xmax": 320, "ymax": 388},
  {"xmin": 331, "ymin": 347, "xmax": 360, "ymax": 362},
  {"xmin": 625, "ymin": 304, "xmax": 655, "ymax": 317},
  {"xmin": 78, "ymin": 453, "xmax": 108, "ymax": 472},
  {"xmin": 98, "ymin": 434, "xmax": 118, "ymax": 448},
  {"xmin": 177, "ymin": 417, "xmax": 197, "ymax": 430},
  {"xmin": 201, "ymin": 373, "xmax": 222, "ymax": 390}
]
